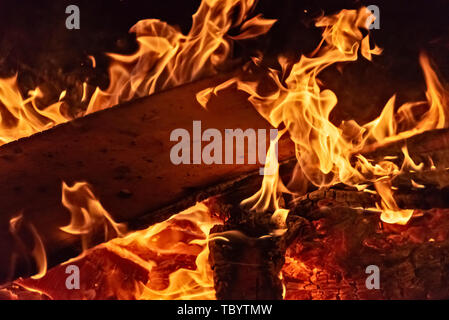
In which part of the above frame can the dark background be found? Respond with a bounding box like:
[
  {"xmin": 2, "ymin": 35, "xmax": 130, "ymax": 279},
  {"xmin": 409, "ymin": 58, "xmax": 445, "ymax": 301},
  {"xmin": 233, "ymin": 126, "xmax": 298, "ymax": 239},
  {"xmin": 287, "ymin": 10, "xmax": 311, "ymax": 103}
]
[{"xmin": 0, "ymin": 0, "xmax": 448, "ymax": 122}]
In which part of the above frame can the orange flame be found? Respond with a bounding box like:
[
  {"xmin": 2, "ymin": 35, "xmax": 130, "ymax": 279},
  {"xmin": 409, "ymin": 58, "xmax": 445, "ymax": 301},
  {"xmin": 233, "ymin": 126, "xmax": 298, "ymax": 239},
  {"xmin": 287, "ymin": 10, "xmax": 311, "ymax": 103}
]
[
  {"xmin": 87, "ymin": 0, "xmax": 275, "ymax": 113},
  {"xmin": 241, "ymin": 129, "xmax": 290, "ymax": 231},
  {"xmin": 0, "ymin": 76, "xmax": 70, "ymax": 145},
  {"xmin": 0, "ymin": 0, "xmax": 275, "ymax": 144},
  {"xmin": 56, "ymin": 181, "xmax": 222, "ymax": 299},
  {"xmin": 111, "ymin": 203, "xmax": 221, "ymax": 300},
  {"xmin": 199, "ymin": 7, "xmax": 449, "ymax": 225},
  {"xmin": 9, "ymin": 213, "xmax": 47, "ymax": 280},
  {"xmin": 60, "ymin": 181, "xmax": 127, "ymax": 252}
]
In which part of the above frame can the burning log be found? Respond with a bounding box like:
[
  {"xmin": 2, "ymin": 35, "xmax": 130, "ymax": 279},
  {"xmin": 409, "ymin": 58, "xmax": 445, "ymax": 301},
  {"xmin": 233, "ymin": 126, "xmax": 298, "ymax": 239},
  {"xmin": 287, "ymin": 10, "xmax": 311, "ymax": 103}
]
[
  {"xmin": 205, "ymin": 160, "xmax": 449, "ymax": 300},
  {"xmin": 1, "ymin": 94, "xmax": 448, "ymax": 295},
  {"xmin": 200, "ymin": 160, "xmax": 297, "ymax": 300},
  {"xmin": 361, "ymin": 128, "xmax": 449, "ymax": 159},
  {"xmin": 2, "ymin": 202, "xmax": 220, "ymax": 300},
  {"xmin": 0, "ymin": 159, "xmax": 297, "ymax": 300},
  {"xmin": 0, "ymin": 72, "xmax": 294, "ymax": 284},
  {"xmin": 289, "ymin": 186, "xmax": 449, "ymax": 213},
  {"xmin": 205, "ymin": 187, "xmax": 449, "ymax": 300},
  {"xmin": 280, "ymin": 125, "xmax": 449, "ymax": 299},
  {"xmin": 203, "ymin": 127, "xmax": 449, "ymax": 300},
  {"xmin": 2, "ymin": 137, "xmax": 449, "ymax": 300},
  {"xmin": 360, "ymin": 128, "xmax": 449, "ymax": 189},
  {"xmin": 208, "ymin": 225, "xmax": 285, "ymax": 300}
]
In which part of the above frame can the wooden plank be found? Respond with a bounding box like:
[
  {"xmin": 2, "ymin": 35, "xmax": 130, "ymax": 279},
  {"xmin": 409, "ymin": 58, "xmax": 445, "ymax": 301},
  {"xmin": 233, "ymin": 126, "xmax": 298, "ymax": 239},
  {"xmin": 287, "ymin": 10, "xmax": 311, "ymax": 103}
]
[{"xmin": 0, "ymin": 73, "xmax": 295, "ymax": 283}]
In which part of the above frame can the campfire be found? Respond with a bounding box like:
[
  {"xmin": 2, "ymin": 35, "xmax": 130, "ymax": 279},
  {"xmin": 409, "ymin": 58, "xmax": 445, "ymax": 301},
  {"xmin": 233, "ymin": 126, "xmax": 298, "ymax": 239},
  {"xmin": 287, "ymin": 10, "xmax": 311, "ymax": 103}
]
[{"xmin": 1, "ymin": 0, "xmax": 449, "ymax": 301}]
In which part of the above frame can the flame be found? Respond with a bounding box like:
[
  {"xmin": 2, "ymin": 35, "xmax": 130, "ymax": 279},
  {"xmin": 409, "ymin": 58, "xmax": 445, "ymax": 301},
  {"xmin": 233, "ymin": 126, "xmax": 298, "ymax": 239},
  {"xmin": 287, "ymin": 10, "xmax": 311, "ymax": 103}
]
[
  {"xmin": 15, "ymin": 184, "xmax": 222, "ymax": 299},
  {"xmin": 374, "ymin": 179, "xmax": 414, "ymax": 225},
  {"xmin": 0, "ymin": 0, "xmax": 275, "ymax": 145},
  {"xmin": 87, "ymin": 0, "xmax": 275, "ymax": 113},
  {"xmin": 60, "ymin": 181, "xmax": 127, "ymax": 252},
  {"xmin": 9, "ymin": 213, "xmax": 47, "ymax": 280},
  {"xmin": 1, "ymin": 0, "xmax": 275, "ymax": 297},
  {"xmin": 111, "ymin": 203, "xmax": 221, "ymax": 300},
  {"xmin": 0, "ymin": 76, "xmax": 70, "ymax": 145},
  {"xmin": 241, "ymin": 129, "xmax": 290, "ymax": 230},
  {"xmin": 199, "ymin": 7, "xmax": 449, "ymax": 225},
  {"xmin": 4, "ymin": 2, "xmax": 449, "ymax": 299},
  {"xmin": 56, "ymin": 181, "xmax": 221, "ymax": 299},
  {"xmin": 400, "ymin": 145, "xmax": 424, "ymax": 172}
]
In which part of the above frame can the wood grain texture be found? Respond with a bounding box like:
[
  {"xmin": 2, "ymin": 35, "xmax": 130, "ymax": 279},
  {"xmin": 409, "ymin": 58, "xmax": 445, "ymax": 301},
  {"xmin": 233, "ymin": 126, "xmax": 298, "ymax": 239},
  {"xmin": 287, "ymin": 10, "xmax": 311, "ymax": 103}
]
[{"xmin": 0, "ymin": 73, "xmax": 294, "ymax": 283}]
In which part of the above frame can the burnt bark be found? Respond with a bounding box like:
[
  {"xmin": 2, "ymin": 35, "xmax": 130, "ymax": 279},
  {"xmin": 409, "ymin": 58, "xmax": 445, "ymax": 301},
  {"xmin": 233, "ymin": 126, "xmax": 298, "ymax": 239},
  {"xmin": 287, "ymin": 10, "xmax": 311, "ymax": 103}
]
[{"xmin": 208, "ymin": 224, "xmax": 285, "ymax": 300}]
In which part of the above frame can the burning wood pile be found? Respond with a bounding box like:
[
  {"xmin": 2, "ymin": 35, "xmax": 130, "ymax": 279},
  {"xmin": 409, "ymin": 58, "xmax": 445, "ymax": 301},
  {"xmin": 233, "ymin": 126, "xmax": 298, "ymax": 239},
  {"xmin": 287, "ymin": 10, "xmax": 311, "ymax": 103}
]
[{"xmin": 0, "ymin": 0, "xmax": 449, "ymax": 300}]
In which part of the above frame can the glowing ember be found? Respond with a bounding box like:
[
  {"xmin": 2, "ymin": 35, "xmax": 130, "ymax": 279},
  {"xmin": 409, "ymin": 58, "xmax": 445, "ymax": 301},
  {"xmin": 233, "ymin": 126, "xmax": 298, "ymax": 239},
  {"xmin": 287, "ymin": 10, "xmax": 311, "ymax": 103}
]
[{"xmin": 282, "ymin": 206, "xmax": 449, "ymax": 300}]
